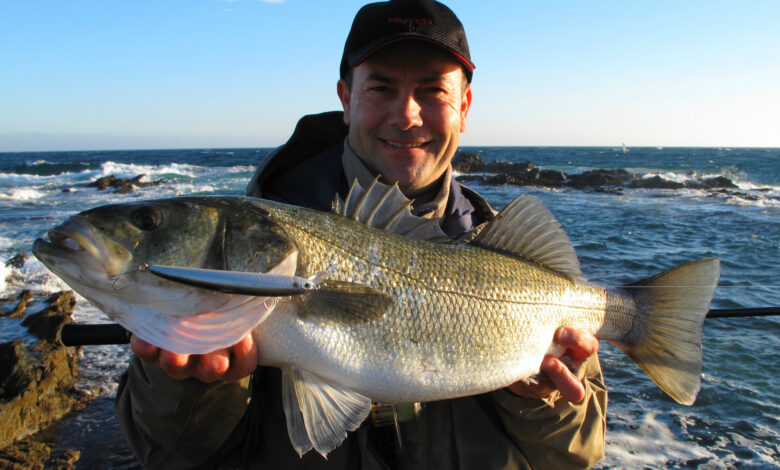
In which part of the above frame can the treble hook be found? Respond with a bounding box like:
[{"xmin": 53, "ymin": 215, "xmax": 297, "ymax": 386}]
[{"xmin": 111, "ymin": 264, "xmax": 151, "ymax": 290}]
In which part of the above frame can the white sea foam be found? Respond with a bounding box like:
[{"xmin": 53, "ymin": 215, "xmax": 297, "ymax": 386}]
[
  {"xmin": 0, "ymin": 171, "xmax": 64, "ymax": 185},
  {"xmin": 98, "ymin": 161, "xmax": 201, "ymax": 179},
  {"xmin": 1, "ymin": 257, "xmax": 71, "ymax": 298},
  {"xmin": 0, "ymin": 187, "xmax": 46, "ymax": 201},
  {"xmin": 597, "ymin": 413, "xmax": 716, "ymax": 469},
  {"xmin": 0, "ymin": 263, "xmax": 12, "ymax": 295}
]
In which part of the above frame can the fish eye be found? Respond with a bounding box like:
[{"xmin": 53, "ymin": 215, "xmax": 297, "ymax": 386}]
[{"xmin": 132, "ymin": 206, "xmax": 163, "ymax": 231}]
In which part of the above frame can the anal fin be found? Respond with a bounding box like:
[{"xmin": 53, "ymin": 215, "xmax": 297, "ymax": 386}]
[{"xmin": 282, "ymin": 367, "xmax": 372, "ymax": 458}]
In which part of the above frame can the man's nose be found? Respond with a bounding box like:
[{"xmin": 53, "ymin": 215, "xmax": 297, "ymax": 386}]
[{"xmin": 388, "ymin": 94, "xmax": 423, "ymax": 130}]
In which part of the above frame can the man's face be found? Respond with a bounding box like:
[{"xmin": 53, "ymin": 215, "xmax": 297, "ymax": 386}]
[{"xmin": 337, "ymin": 42, "xmax": 472, "ymax": 196}]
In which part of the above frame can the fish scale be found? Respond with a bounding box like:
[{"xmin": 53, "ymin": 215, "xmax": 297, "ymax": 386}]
[{"xmin": 256, "ymin": 202, "xmax": 634, "ymax": 401}]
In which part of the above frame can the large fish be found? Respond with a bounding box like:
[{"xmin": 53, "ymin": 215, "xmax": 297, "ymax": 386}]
[{"xmin": 33, "ymin": 180, "xmax": 720, "ymax": 457}]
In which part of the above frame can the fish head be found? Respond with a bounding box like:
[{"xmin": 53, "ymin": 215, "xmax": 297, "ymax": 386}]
[{"xmin": 33, "ymin": 197, "xmax": 299, "ymax": 318}]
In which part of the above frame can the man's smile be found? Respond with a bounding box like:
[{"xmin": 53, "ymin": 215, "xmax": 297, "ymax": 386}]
[{"xmin": 380, "ymin": 138, "xmax": 431, "ymax": 149}]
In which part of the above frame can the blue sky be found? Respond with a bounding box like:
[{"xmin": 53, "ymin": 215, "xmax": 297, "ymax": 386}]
[{"xmin": 2, "ymin": 0, "xmax": 779, "ymax": 151}]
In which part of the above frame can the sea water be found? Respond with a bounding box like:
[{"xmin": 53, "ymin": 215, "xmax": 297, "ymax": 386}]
[{"xmin": 1, "ymin": 146, "xmax": 778, "ymax": 468}]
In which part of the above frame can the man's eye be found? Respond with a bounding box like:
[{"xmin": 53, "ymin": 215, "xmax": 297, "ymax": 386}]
[{"xmin": 369, "ymin": 86, "xmax": 390, "ymax": 93}]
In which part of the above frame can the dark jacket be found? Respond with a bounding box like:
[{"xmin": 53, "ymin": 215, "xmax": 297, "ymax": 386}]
[{"xmin": 115, "ymin": 112, "xmax": 607, "ymax": 470}]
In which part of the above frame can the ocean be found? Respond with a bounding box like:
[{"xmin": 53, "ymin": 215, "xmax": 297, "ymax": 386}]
[{"xmin": 1, "ymin": 146, "xmax": 778, "ymax": 468}]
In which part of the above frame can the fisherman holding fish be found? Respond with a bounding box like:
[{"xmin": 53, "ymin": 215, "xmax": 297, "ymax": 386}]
[{"xmin": 116, "ymin": 1, "xmax": 607, "ymax": 468}]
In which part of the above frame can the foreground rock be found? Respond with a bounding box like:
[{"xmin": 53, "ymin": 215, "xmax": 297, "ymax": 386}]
[
  {"xmin": 452, "ymin": 152, "xmax": 738, "ymax": 192},
  {"xmin": 86, "ymin": 174, "xmax": 164, "ymax": 194},
  {"xmin": 0, "ymin": 290, "xmax": 86, "ymax": 468}
]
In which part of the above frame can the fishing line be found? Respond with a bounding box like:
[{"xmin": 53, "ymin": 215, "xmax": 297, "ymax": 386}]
[{"xmin": 593, "ymin": 284, "xmax": 780, "ymax": 289}]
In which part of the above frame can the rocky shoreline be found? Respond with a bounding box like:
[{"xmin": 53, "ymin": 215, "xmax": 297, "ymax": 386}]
[
  {"xmin": 450, "ymin": 152, "xmax": 763, "ymax": 200},
  {"xmin": 1, "ymin": 251, "xmax": 140, "ymax": 469},
  {"xmin": 0, "ymin": 287, "xmax": 86, "ymax": 469}
]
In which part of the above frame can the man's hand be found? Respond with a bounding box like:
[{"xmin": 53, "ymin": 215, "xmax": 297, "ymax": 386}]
[
  {"xmin": 130, "ymin": 333, "xmax": 258, "ymax": 383},
  {"xmin": 506, "ymin": 327, "xmax": 599, "ymax": 403}
]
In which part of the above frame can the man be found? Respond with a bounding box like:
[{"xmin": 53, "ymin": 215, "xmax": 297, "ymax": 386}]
[{"xmin": 116, "ymin": 1, "xmax": 607, "ymax": 468}]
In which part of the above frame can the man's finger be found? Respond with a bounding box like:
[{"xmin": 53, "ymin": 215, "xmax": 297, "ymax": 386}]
[
  {"xmin": 554, "ymin": 327, "xmax": 599, "ymax": 363},
  {"xmin": 158, "ymin": 350, "xmax": 193, "ymax": 380},
  {"xmin": 196, "ymin": 349, "xmax": 231, "ymax": 382},
  {"xmin": 224, "ymin": 334, "xmax": 258, "ymax": 382},
  {"xmin": 130, "ymin": 335, "xmax": 160, "ymax": 364},
  {"xmin": 506, "ymin": 377, "xmax": 557, "ymax": 399},
  {"xmin": 541, "ymin": 355, "xmax": 585, "ymax": 403}
]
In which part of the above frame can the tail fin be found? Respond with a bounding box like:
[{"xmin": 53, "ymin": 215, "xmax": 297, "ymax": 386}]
[{"xmin": 614, "ymin": 258, "xmax": 720, "ymax": 405}]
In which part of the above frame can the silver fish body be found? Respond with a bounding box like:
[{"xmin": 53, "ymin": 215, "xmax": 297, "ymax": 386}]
[{"xmin": 33, "ymin": 181, "xmax": 720, "ymax": 457}]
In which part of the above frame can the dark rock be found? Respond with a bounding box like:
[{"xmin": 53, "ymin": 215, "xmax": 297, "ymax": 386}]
[
  {"xmin": 538, "ymin": 169, "xmax": 566, "ymax": 187},
  {"xmin": 628, "ymin": 175, "xmax": 685, "ymax": 189},
  {"xmin": 709, "ymin": 189, "xmax": 760, "ymax": 201},
  {"xmin": 452, "ymin": 155, "xmax": 739, "ymax": 195},
  {"xmin": 455, "ymin": 175, "xmax": 488, "ymax": 184},
  {"xmin": 567, "ymin": 169, "xmax": 636, "ymax": 188},
  {"xmin": 592, "ymin": 187, "xmax": 625, "ymax": 196},
  {"xmin": 4, "ymin": 290, "xmax": 33, "ymax": 319},
  {"xmin": 0, "ymin": 439, "xmax": 51, "ymax": 469},
  {"xmin": 0, "ymin": 291, "xmax": 82, "ymax": 449},
  {"xmin": 0, "ymin": 339, "xmax": 33, "ymax": 400},
  {"xmin": 452, "ymin": 152, "xmax": 484, "ymax": 173},
  {"xmin": 114, "ymin": 183, "xmax": 135, "ymax": 194},
  {"xmin": 86, "ymin": 175, "xmax": 116, "ymax": 190},
  {"xmin": 86, "ymin": 174, "xmax": 163, "ymax": 193},
  {"xmin": 686, "ymin": 176, "xmax": 738, "ymax": 189},
  {"xmin": 51, "ymin": 448, "xmax": 81, "ymax": 468},
  {"xmin": 5, "ymin": 253, "xmax": 27, "ymax": 269},
  {"xmin": 22, "ymin": 292, "xmax": 75, "ymax": 343}
]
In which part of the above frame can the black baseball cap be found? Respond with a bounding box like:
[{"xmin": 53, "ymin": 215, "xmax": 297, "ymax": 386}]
[{"xmin": 340, "ymin": 0, "xmax": 475, "ymax": 82}]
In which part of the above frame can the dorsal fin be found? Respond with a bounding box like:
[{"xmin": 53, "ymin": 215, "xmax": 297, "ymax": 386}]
[
  {"xmin": 333, "ymin": 177, "xmax": 451, "ymax": 242},
  {"xmin": 473, "ymin": 195, "xmax": 584, "ymax": 281}
]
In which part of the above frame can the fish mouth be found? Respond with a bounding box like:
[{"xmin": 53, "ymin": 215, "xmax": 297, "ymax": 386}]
[{"xmin": 33, "ymin": 217, "xmax": 133, "ymax": 278}]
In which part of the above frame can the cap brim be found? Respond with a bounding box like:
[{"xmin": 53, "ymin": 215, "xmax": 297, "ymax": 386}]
[{"xmin": 349, "ymin": 34, "xmax": 475, "ymax": 74}]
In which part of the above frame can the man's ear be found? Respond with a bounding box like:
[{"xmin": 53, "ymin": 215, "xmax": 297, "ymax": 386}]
[
  {"xmin": 460, "ymin": 84, "xmax": 472, "ymax": 133},
  {"xmin": 337, "ymin": 79, "xmax": 351, "ymax": 125}
]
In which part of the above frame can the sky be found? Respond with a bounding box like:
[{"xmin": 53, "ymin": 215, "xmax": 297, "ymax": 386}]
[{"xmin": 2, "ymin": 0, "xmax": 779, "ymax": 151}]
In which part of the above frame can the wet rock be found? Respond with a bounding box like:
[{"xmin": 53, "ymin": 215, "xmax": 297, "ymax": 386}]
[
  {"xmin": 0, "ymin": 339, "xmax": 33, "ymax": 400},
  {"xmin": 452, "ymin": 155, "xmax": 745, "ymax": 196},
  {"xmin": 452, "ymin": 152, "xmax": 484, "ymax": 173},
  {"xmin": 0, "ymin": 436, "xmax": 82, "ymax": 469},
  {"xmin": 686, "ymin": 176, "xmax": 738, "ymax": 189},
  {"xmin": 5, "ymin": 253, "xmax": 27, "ymax": 269},
  {"xmin": 22, "ymin": 291, "xmax": 76, "ymax": 343},
  {"xmin": 86, "ymin": 174, "xmax": 164, "ymax": 194},
  {"xmin": 0, "ymin": 440, "xmax": 51, "ymax": 470},
  {"xmin": 591, "ymin": 187, "xmax": 625, "ymax": 196},
  {"xmin": 453, "ymin": 153, "xmax": 566, "ymax": 188},
  {"xmin": 52, "ymin": 448, "xmax": 81, "ymax": 468},
  {"xmin": 567, "ymin": 169, "xmax": 636, "ymax": 189},
  {"xmin": 2, "ymin": 290, "xmax": 32, "ymax": 319},
  {"xmin": 709, "ymin": 189, "xmax": 760, "ymax": 201},
  {"xmin": 538, "ymin": 169, "xmax": 566, "ymax": 187},
  {"xmin": 0, "ymin": 291, "xmax": 82, "ymax": 450},
  {"xmin": 627, "ymin": 175, "xmax": 685, "ymax": 189}
]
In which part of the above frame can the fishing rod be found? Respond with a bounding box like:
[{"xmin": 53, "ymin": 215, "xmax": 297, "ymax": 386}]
[{"xmin": 59, "ymin": 307, "xmax": 780, "ymax": 346}]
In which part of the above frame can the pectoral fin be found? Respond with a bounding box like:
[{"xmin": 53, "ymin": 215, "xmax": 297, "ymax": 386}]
[
  {"xmin": 300, "ymin": 280, "xmax": 392, "ymax": 325},
  {"xmin": 282, "ymin": 366, "xmax": 372, "ymax": 457}
]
